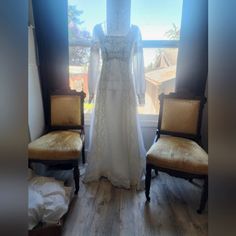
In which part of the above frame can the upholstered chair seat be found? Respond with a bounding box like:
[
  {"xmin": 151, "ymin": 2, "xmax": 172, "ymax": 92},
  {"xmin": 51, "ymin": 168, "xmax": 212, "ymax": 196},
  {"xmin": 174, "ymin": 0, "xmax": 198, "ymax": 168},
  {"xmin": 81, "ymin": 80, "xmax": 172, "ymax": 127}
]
[
  {"xmin": 28, "ymin": 130, "xmax": 83, "ymax": 161},
  {"xmin": 146, "ymin": 136, "xmax": 208, "ymax": 175}
]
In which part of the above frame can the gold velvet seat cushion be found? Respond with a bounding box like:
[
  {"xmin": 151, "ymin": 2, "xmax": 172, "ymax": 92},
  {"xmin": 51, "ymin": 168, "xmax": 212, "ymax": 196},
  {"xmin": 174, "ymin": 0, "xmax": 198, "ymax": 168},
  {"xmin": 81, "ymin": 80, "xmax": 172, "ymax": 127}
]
[
  {"xmin": 28, "ymin": 130, "xmax": 83, "ymax": 160},
  {"xmin": 146, "ymin": 136, "xmax": 208, "ymax": 175}
]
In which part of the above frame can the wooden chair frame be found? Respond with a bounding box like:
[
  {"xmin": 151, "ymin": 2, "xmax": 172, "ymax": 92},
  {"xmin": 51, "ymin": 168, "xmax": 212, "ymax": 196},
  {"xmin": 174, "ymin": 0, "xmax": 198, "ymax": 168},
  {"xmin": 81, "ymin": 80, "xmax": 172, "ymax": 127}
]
[
  {"xmin": 145, "ymin": 92, "xmax": 208, "ymax": 214},
  {"xmin": 29, "ymin": 89, "xmax": 86, "ymax": 194}
]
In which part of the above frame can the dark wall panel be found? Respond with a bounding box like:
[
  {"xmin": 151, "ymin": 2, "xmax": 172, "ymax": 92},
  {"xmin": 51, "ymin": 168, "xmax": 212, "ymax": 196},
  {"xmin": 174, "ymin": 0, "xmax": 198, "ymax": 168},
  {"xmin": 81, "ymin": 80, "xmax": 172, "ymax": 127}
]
[
  {"xmin": 32, "ymin": 0, "xmax": 69, "ymax": 126},
  {"xmin": 176, "ymin": 0, "xmax": 208, "ymax": 96}
]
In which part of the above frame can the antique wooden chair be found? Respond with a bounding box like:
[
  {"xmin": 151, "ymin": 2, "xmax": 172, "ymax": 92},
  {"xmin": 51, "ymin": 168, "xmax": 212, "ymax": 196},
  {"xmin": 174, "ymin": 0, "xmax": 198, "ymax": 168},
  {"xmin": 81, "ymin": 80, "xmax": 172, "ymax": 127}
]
[
  {"xmin": 145, "ymin": 92, "xmax": 208, "ymax": 213},
  {"xmin": 28, "ymin": 89, "xmax": 86, "ymax": 194}
]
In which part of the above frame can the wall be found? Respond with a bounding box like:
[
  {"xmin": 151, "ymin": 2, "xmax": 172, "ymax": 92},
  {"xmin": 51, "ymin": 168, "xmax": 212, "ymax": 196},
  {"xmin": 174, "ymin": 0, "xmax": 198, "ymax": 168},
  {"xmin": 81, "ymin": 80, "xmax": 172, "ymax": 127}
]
[
  {"xmin": 28, "ymin": 26, "xmax": 45, "ymax": 141},
  {"xmin": 176, "ymin": 0, "xmax": 208, "ymax": 96},
  {"xmin": 32, "ymin": 0, "xmax": 69, "ymax": 127}
]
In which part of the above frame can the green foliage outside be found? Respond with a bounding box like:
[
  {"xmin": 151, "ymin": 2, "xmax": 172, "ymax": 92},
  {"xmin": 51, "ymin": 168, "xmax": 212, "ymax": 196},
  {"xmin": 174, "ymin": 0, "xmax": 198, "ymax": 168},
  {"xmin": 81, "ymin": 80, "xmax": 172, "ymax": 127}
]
[
  {"xmin": 68, "ymin": 5, "xmax": 91, "ymax": 66},
  {"xmin": 165, "ymin": 23, "xmax": 180, "ymax": 40}
]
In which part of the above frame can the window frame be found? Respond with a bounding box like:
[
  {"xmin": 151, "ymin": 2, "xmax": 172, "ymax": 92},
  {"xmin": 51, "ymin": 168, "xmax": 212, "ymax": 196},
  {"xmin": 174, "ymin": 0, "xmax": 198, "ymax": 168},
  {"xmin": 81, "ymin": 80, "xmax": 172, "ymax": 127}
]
[{"xmin": 142, "ymin": 40, "xmax": 179, "ymax": 48}]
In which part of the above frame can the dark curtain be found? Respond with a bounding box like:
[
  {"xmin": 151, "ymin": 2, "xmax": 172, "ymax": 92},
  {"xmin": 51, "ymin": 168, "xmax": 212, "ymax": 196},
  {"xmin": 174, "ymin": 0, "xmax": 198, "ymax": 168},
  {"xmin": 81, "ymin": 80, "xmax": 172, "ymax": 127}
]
[
  {"xmin": 32, "ymin": 0, "xmax": 69, "ymax": 127},
  {"xmin": 176, "ymin": 0, "xmax": 208, "ymax": 96}
]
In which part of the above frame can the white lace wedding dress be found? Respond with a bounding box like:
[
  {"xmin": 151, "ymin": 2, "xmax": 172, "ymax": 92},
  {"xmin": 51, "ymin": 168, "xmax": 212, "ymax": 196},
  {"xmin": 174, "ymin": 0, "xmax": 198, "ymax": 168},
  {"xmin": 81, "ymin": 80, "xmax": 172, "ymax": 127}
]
[{"xmin": 84, "ymin": 24, "xmax": 146, "ymax": 189}]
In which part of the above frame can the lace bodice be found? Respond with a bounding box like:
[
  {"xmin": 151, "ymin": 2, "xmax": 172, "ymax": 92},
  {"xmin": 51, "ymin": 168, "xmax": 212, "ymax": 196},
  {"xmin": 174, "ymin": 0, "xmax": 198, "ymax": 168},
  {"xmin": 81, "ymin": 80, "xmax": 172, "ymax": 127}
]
[
  {"xmin": 95, "ymin": 25, "xmax": 138, "ymax": 61},
  {"xmin": 101, "ymin": 36, "xmax": 132, "ymax": 61},
  {"xmin": 94, "ymin": 24, "xmax": 134, "ymax": 62},
  {"xmin": 88, "ymin": 23, "xmax": 146, "ymax": 105}
]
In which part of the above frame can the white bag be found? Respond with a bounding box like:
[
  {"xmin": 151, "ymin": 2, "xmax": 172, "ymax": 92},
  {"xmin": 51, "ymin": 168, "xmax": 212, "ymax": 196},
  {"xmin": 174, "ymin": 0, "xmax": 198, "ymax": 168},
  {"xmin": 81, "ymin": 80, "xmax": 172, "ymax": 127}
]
[
  {"xmin": 28, "ymin": 175, "xmax": 72, "ymax": 228},
  {"xmin": 28, "ymin": 188, "xmax": 44, "ymax": 230}
]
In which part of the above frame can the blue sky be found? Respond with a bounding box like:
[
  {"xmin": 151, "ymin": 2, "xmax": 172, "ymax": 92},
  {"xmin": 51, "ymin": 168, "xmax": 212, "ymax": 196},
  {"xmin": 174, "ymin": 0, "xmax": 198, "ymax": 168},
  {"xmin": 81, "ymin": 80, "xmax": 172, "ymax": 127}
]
[{"xmin": 68, "ymin": 0, "xmax": 183, "ymax": 40}]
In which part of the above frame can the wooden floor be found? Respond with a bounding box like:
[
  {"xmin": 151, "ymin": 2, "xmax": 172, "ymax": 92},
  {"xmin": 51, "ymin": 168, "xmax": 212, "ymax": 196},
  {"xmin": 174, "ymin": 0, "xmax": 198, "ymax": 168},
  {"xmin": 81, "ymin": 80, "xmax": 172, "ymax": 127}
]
[{"xmin": 62, "ymin": 173, "xmax": 208, "ymax": 236}]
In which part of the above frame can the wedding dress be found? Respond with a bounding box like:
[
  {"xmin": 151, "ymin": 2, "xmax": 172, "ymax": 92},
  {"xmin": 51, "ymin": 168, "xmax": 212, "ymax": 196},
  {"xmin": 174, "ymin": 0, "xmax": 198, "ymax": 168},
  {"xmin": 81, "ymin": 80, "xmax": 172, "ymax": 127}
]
[{"xmin": 83, "ymin": 23, "xmax": 146, "ymax": 189}]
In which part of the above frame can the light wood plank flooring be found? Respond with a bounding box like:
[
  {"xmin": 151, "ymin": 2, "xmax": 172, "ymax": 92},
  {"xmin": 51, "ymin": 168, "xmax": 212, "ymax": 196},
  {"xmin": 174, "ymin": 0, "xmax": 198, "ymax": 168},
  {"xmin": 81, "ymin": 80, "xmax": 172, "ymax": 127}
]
[{"xmin": 62, "ymin": 173, "xmax": 208, "ymax": 236}]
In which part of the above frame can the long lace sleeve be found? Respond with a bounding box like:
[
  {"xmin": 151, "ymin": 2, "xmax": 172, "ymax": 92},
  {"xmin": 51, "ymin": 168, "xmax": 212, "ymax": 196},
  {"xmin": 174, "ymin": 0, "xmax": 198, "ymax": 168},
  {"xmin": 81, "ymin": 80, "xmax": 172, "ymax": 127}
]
[
  {"xmin": 133, "ymin": 26, "xmax": 146, "ymax": 105},
  {"xmin": 88, "ymin": 26, "xmax": 100, "ymax": 103}
]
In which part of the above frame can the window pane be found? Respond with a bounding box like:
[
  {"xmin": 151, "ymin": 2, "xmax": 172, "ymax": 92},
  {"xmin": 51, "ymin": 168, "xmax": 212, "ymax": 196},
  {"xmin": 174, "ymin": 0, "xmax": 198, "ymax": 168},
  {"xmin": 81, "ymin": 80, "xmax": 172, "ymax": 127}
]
[
  {"xmin": 68, "ymin": 0, "xmax": 106, "ymax": 42},
  {"xmin": 131, "ymin": 0, "xmax": 183, "ymax": 40},
  {"xmin": 138, "ymin": 48, "xmax": 178, "ymax": 115},
  {"xmin": 69, "ymin": 46, "xmax": 89, "ymax": 94},
  {"xmin": 68, "ymin": 0, "xmax": 106, "ymax": 113},
  {"xmin": 69, "ymin": 46, "xmax": 93, "ymax": 113}
]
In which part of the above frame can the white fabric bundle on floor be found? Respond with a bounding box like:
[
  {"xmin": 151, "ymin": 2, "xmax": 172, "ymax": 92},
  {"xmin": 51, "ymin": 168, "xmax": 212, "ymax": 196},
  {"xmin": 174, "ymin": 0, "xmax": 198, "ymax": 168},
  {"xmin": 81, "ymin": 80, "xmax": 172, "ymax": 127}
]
[
  {"xmin": 28, "ymin": 169, "xmax": 73, "ymax": 230},
  {"xmin": 28, "ymin": 188, "xmax": 44, "ymax": 230}
]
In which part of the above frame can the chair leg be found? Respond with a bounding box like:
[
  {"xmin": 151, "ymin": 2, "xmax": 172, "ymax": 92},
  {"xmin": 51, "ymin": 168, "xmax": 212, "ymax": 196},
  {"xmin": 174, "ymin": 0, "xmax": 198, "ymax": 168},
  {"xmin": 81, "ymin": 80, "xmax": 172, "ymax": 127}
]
[
  {"xmin": 73, "ymin": 164, "xmax": 80, "ymax": 194},
  {"xmin": 145, "ymin": 164, "xmax": 152, "ymax": 201},
  {"xmin": 82, "ymin": 145, "xmax": 85, "ymax": 164},
  {"xmin": 28, "ymin": 160, "xmax": 31, "ymax": 168},
  {"xmin": 197, "ymin": 177, "xmax": 208, "ymax": 214},
  {"xmin": 155, "ymin": 169, "xmax": 158, "ymax": 176}
]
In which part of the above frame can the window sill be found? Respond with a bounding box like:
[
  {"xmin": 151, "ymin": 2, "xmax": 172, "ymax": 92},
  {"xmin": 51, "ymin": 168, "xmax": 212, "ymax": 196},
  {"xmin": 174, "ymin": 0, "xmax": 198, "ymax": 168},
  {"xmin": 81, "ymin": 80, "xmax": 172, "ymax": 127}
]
[{"xmin": 84, "ymin": 113, "xmax": 158, "ymax": 128}]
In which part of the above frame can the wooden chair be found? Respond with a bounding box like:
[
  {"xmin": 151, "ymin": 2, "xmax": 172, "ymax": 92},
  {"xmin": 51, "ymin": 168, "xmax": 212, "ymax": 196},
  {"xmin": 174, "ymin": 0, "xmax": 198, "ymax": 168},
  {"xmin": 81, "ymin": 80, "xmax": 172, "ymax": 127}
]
[
  {"xmin": 145, "ymin": 92, "xmax": 208, "ymax": 213},
  {"xmin": 28, "ymin": 89, "xmax": 86, "ymax": 194}
]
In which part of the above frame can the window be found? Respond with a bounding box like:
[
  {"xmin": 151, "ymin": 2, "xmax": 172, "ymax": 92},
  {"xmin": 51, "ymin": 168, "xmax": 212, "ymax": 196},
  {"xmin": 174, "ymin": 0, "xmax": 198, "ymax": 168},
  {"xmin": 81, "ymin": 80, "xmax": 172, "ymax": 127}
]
[
  {"xmin": 68, "ymin": 0, "xmax": 106, "ymax": 113},
  {"xmin": 68, "ymin": 0, "xmax": 183, "ymax": 116},
  {"xmin": 132, "ymin": 0, "xmax": 183, "ymax": 115}
]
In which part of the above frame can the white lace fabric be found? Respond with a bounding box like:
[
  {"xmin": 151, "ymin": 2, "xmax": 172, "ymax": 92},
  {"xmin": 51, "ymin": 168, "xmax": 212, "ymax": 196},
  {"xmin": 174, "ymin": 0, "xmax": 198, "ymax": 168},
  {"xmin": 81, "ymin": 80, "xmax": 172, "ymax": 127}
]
[{"xmin": 84, "ymin": 24, "xmax": 146, "ymax": 190}]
